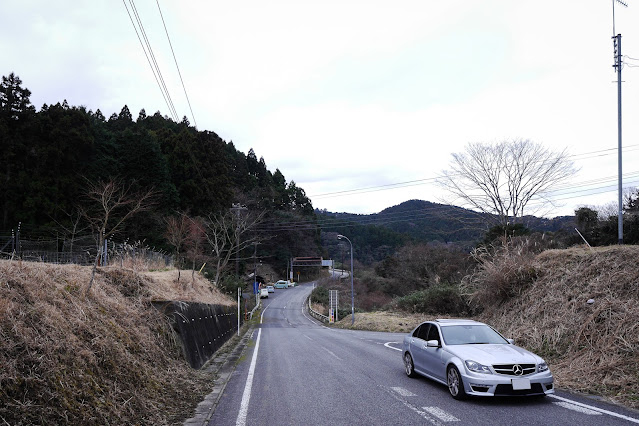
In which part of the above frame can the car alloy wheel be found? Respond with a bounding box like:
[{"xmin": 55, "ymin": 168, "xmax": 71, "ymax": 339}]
[
  {"xmin": 447, "ymin": 366, "xmax": 467, "ymax": 400},
  {"xmin": 404, "ymin": 353, "xmax": 417, "ymax": 378}
]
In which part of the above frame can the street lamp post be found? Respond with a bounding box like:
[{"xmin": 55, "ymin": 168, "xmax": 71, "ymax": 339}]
[{"xmin": 337, "ymin": 234, "xmax": 354, "ymax": 325}]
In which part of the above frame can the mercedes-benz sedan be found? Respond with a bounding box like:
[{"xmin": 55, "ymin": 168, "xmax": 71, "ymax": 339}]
[{"xmin": 402, "ymin": 319, "xmax": 554, "ymax": 399}]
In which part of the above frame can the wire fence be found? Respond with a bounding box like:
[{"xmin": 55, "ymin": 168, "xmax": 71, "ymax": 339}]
[{"xmin": 0, "ymin": 228, "xmax": 172, "ymax": 268}]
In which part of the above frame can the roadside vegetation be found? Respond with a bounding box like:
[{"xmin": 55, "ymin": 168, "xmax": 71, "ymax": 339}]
[{"xmin": 0, "ymin": 259, "xmax": 234, "ymax": 425}]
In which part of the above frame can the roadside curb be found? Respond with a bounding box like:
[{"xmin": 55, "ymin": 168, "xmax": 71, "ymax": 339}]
[{"xmin": 183, "ymin": 326, "xmax": 255, "ymax": 426}]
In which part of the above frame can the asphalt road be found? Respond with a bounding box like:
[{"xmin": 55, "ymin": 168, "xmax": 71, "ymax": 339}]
[{"xmin": 206, "ymin": 282, "xmax": 639, "ymax": 425}]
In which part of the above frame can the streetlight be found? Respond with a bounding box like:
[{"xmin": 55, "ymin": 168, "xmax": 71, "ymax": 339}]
[{"xmin": 337, "ymin": 234, "xmax": 354, "ymax": 325}]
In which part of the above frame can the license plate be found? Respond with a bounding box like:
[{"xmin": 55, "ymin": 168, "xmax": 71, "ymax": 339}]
[{"xmin": 512, "ymin": 378, "xmax": 531, "ymax": 390}]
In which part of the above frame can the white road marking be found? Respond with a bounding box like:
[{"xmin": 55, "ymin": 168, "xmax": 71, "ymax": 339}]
[
  {"xmin": 423, "ymin": 407, "xmax": 460, "ymax": 422},
  {"xmin": 391, "ymin": 387, "xmax": 416, "ymax": 397},
  {"xmin": 553, "ymin": 401, "xmax": 601, "ymax": 415},
  {"xmin": 385, "ymin": 341, "xmax": 402, "ymax": 351},
  {"xmin": 235, "ymin": 329, "xmax": 261, "ymax": 426},
  {"xmin": 304, "ymin": 335, "xmax": 313, "ymax": 341},
  {"xmin": 387, "ymin": 390, "xmax": 443, "ymax": 425},
  {"xmin": 321, "ymin": 347, "xmax": 342, "ymax": 360},
  {"xmin": 549, "ymin": 394, "xmax": 639, "ymax": 423},
  {"xmin": 235, "ymin": 305, "xmax": 269, "ymax": 426}
]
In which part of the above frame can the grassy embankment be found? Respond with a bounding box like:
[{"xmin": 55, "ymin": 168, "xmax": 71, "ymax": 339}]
[
  {"xmin": 0, "ymin": 259, "xmax": 235, "ymax": 425},
  {"xmin": 331, "ymin": 245, "xmax": 639, "ymax": 409}
]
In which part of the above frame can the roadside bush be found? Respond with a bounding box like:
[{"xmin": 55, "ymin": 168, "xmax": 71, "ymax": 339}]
[
  {"xmin": 311, "ymin": 285, "xmax": 329, "ymax": 305},
  {"xmin": 461, "ymin": 236, "xmax": 543, "ymax": 310},
  {"xmin": 393, "ymin": 285, "xmax": 467, "ymax": 315}
]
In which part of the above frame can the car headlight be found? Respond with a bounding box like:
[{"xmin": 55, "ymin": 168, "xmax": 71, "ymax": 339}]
[
  {"xmin": 538, "ymin": 362, "xmax": 549, "ymax": 373},
  {"xmin": 465, "ymin": 360, "xmax": 491, "ymax": 374}
]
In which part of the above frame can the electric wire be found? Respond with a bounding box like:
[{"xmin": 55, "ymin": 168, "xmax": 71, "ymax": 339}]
[
  {"xmin": 123, "ymin": 0, "xmax": 178, "ymax": 121},
  {"xmin": 129, "ymin": 0, "xmax": 178, "ymax": 121},
  {"xmin": 122, "ymin": 0, "xmax": 176, "ymax": 121},
  {"xmin": 309, "ymin": 144, "xmax": 639, "ymax": 200},
  {"xmin": 255, "ymin": 170, "xmax": 639, "ymax": 233},
  {"xmin": 156, "ymin": 0, "xmax": 198, "ymax": 128}
]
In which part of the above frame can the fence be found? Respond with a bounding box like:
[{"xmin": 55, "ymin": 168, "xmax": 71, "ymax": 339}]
[{"xmin": 0, "ymin": 228, "xmax": 172, "ymax": 268}]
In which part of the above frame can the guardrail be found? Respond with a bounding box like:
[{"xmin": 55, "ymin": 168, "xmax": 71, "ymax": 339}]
[
  {"xmin": 248, "ymin": 297, "xmax": 261, "ymax": 320},
  {"xmin": 307, "ymin": 295, "xmax": 329, "ymax": 323}
]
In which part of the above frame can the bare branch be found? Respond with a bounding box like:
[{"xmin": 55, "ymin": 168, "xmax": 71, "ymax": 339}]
[
  {"xmin": 81, "ymin": 178, "xmax": 157, "ymax": 292},
  {"xmin": 438, "ymin": 139, "xmax": 578, "ymax": 225}
]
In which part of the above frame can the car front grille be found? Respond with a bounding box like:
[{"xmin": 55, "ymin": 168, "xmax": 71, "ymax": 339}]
[
  {"xmin": 492, "ymin": 363, "xmax": 537, "ymax": 376},
  {"xmin": 495, "ymin": 383, "xmax": 544, "ymax": 396}
]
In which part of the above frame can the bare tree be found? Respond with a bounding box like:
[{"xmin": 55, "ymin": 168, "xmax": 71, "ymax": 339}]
[
  {"xmin": 82, "ymin": 179, "xmax": 156, "ymax": 292},
  {"xmin": 205, "ymin": 209, "xmax": 264, "ymax": 286},
  {"xmin": 438, "ymin": 139, "xmax": 577, "ymax": 225},
  {"xmin": 164, "ymin": 212, "xmax": 191, "ymax": 283},
  {"xmin": 185, "ymin": 216, "xmax": 207, "ymax": 282},
  {"xmin": 50, "ymin": 206, "xmax": 89, "ymax": 259}
]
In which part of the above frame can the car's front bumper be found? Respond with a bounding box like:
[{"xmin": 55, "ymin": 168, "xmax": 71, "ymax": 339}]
[{"xmin": 461, "ymin": 370, "xmax": 554, "ymax": 397}]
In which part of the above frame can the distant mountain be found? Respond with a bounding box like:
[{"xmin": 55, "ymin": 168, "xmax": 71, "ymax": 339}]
[{"xmin": 318, "ymin": 200, "xmax": 575, "ymax": 256}]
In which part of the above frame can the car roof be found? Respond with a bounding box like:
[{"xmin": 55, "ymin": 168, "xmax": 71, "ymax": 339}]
[{"xmin": 434, "ymin": 319, "xmax": 486, "ymax": 327}]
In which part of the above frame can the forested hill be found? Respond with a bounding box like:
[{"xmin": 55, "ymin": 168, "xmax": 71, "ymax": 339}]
[
  {"xmin": 0, "ymin": 73, "xmax": 314, "ymax": 249},
  {"xmin": 319, "ymin": 200, "xmax": 575, "ymax": 263}
]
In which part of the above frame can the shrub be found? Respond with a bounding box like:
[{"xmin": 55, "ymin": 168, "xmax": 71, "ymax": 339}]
[
  {"xmin": 394, "ymin": 285, "xmax": 467, "ymax": 315},
  {"xmin": 311, "ymin": 285, "xmax": 329, "ymax": 305},
  {"xmin": 461, "ymin": 236, "xmax": 543, "ymax": 310}
]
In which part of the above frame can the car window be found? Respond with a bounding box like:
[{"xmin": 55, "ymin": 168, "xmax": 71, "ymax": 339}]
[
  {"xmin": 418, "ymin": 323, "xmax": 431, "ymax": 340},
  {"xmin": 412, "ymin": 325, "xmax": 423, "ymax": 338},
  {"xmin": 427, "ymin": 324, "xmax": 441, "ymax": 342},
  {"xmin": 440, "ymin": 325, "xmax": 508, "ymax": 345}
]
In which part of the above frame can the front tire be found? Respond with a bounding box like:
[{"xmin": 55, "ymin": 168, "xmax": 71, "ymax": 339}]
[
  {"xmin": 404, "ymin": 353, "xmax": 417, "ymax": 378},
  {"xmin": 447, "ymin": 366, "xmax": 467, "ymax": 400}
]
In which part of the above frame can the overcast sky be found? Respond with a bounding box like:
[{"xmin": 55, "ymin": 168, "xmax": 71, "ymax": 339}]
[{"xmin": 4, "ymin": 1, "xmax": 639, "ymax": 217}]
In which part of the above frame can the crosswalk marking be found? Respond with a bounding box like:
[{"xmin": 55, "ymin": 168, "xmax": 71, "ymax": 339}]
[{"xmin": 423, "ymin": 406, "xmax": 460, "ymax": 422}]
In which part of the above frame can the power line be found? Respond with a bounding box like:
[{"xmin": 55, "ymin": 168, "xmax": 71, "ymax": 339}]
[
  {"xmin": 255, "ymin": 170, "xmax": 639, "ymax": 233},
  {"xmin": 122, "ymin": 0, "xmax": 178, "ymax": 121},
  {"xmin": 309, "ymin": 144, "xmax": 639, "ymax": 200},
  {"xmin": 155, "ymin": 0, "xmax": 198, "ymax": 128}
]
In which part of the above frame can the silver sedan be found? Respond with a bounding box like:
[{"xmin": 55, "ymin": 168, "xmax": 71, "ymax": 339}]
[{"xmin": 402, "ymin": 319, "xmax": 554, "ymax": 399}]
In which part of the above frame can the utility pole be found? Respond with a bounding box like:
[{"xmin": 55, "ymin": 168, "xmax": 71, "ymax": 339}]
[
  {"xmin": 612, "ymin": 0, "xmax": 628, "ymax": 244},
  {"xmin": 614, "ymin": 33, "xmax": 623, "ymax": 244},
  {"xmin": 230, "ymin": 204, "xmax": 247, "ymax": 275}
]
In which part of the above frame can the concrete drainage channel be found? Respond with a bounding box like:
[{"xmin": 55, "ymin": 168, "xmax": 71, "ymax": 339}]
[{"xmin": 183, "ymin": 327, "xmax": 255, "ymax": 426}]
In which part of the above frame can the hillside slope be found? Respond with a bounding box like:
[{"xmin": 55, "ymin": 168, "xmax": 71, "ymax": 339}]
[
  {"xmin": 478, "ymin": 245, "xmax": 639, "ymax": 408},
  {"xmin": 0, "ymin": 260, "xmax": 234, "ymax": 425},
  {"xmin": 321, "ymin": 199, "xmax": 575, "ymax": 248}
]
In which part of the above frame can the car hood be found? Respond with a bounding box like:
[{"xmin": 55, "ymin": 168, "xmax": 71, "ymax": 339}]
[{"xmin": 447, "ymin": 344, "xmax": 541, "ymax": 364}]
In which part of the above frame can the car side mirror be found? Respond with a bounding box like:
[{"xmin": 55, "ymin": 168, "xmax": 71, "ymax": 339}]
[
  {"xmin": 507, "ymin": 338, "xmax": 515, "ymax": 345},
  {"xmin": 426, "ymin": 339, "xmax": 440, "ymax": 348}
]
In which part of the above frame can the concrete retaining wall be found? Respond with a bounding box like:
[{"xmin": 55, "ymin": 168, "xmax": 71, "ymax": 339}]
[{"xmin": 155, "ymin": 302, "xmax": 239, "ymax": 369}]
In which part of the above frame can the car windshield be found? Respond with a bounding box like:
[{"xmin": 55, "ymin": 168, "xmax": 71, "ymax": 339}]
[{"xmin": 440, "ymin": 325, "xmax": 508, "ymax": 345}]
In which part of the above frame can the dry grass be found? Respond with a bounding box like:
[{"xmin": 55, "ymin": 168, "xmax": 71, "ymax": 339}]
[
  {"xmin": 478, "ymin": 245, "xmax": 639, "ymax": 408},
  {"xmin": 0, "ymin": 260, "xmax": 235, "ymax": 425},
  {"xmin": 140, "ymin": 269, "xmax": 234, "ymax": 306},
  {"xmin": 332, "ymin": 311, "xmax": 447, "ymax": 333},
  {"xmin": 333, "ymin": 246, "xmax": 639, "ymax": 409}
]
